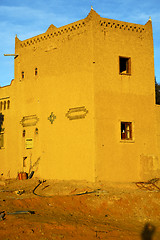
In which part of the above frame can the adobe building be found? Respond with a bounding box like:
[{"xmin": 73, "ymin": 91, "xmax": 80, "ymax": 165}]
[{"xmin": 0, "ymin": 9, "xmax": 160, "ymax": 182}]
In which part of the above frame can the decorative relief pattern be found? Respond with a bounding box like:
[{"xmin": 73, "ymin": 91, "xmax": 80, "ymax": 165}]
[
  {"xmin": 20, "ymin": 115, "xmax": 39, "ymax": 127},
  {"xmin": 20, "ymin": 12, "xmax": 146, "ymax": 49},
  {"xmin": 99, "ymin": 20, "xmax": 145, "ymax": 33},
  {"xmin": 20, "ymin": 21, "xmax": 86, "ymax": 48},
  {"xmin": 48, "ymin": 112, "xmax": 56, "ymax": 124},
  {"xmin": 66, "ymin": 106, "xmax": 88, "ymax": 120}
]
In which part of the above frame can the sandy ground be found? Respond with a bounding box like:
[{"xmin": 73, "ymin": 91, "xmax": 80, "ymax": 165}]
[{"xmin": 0, "ymin": 177, "xmax": 160, "ymax": 239}]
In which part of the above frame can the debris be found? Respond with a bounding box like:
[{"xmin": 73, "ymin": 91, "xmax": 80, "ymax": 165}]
[
  {"xmin": 0, "ymin": 211, "xmax": 5, "ymax": 221},
  {"xmin": 29, "ymin": 157, "xmax": 40, "ymax": 176},
  {"xmin": 42, "ymin": 185, "xmax": 50, "ymax": 190},
  {"xmin": 71, "ymin": 189, "xmax": 101, "ymax": 196},
  {"xmin": 33, "ymin": 180, "xmax": 46, "ymax": 197},
  {"xmin": 135, "ymin": 178, "xmax": 160, "ymax": 191},
  {"xmin": 28, "ymin": 171, "xmax": 34, "ymax": 179},
  {"xmin": 18, "ymin": 172, "xmax": 28, "ymax": 180},
  {"xmin": 95, "ymin": 230, "xmax": 108, "ymax": 238},
  {"xmin": 15, "ymin": 190, "xmax": 25, "ymax": 195},
  {"xmin": 0, "ymin": 181, "xmax": 5, "ymax": 186},
  {"xmin": 0, "ymin": 189, "xmax": 14, "ymax": 193},
  {"xmin": 72, "ymin": 190, "xmax": 97, "ymax": 196},
  {"xmin": 70, "ymin": 188, "xmax": 78, "ymax": 194},
  {"xmin": 7, "ymin": 211, "xmax": 35, "ymax": 215}
]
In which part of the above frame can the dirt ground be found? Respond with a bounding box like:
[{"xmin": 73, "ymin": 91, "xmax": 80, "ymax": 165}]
[{"xmin": 0, "ymin": 177, "xmax": 160, "ymax": 240}]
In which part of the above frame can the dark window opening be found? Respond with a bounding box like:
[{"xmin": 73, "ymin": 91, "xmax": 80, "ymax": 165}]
[
  {"xmin": 0, "ymin": 133, "xmax": 4, "ymax": 149},
  {"xmin": 35, "ymin": 128, "xmax": 38, "ymax": 134},
  {"xmin": 0, "ymin": 114, "xmax": 4, "ymax": 148},
  {"xmin": 121, "ymin": 122, "xmax": 132, "ymax": 140},
  {"xmin": 0, "ymin": 113, "xmax": 4, "ymax": 132},
  {"xmin": 119, "ymin": 57, "xmax": 131, "ymax": 75},
  {"xmin": 22, "ymin": 71, "xmax": 24, "ymax": 79},
  {"xmin": 23, "ymin": 157, "xmax": 27, "ymax": 167},
  {"xmin": 23, "ymin": 130, "xmax": 26, "ymax": 137},
  {"xmin": 4, "ymin": 101, "xmax": 6, "ymax": 110},
  {"xmin": 0, "ymin": 102, "xmax": 2, "ymax": 111},
  {"xmin": 35, "ymin": 68, "xmax": 38, "ymax": 76},
  {"xmin": 7, "ymin": 100, "xmax": 10, "ymax": 109}
]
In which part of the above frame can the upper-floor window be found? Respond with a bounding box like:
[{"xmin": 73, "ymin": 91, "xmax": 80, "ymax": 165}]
[
  {"xmin": 121, "ymin": 122, "xmax": 132, "ymax": 140},
  {"xmin": 0, "ymin": 102, "xmax": 2, "ymax": 111},
  {"xmin": 119, "ymin": 57, "xmax": 131, "ymax": 75},
  {"xmin": 7, "ymin": 100, "xmax": 10, "ymax": 109},
  {"xmin": 0, "ymin": 100, "xmax": 10, "ymax": 111},
  {"xmin": 23, "ymin": 129, "xmax": 26, "ymax": 137},
  {"xmin": 0, "ymin": 113, "xmax": 4, "ymax": 148},
  {"xmin": 0, "ymin": 113, "xmax": 4, "ymax": 132},
  {"xmin": 0, "ymin": 132, "xmax": 4, "ymax": 149},
  {"xmin": 22, "ymin": 71, "xmax": 24, "ymax": 79},
  {"xmin": 4, "ymin": 101, "xmax": 6, "ymax": 110},
  {"xmin": 35, "ymin": 68, "xmax": 38, "ymax": 76}
]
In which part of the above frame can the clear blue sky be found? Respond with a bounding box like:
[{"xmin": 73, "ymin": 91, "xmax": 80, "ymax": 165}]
[{"xmin": 0, "ymin": 0, "xmax": 160, "ymax": 86}]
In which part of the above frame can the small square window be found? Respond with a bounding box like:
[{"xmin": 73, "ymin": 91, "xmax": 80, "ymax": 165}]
[
  {"xmin": 121, "ymin": 122, "xmax": 132, "ymax": 140},
  {"xmin": 119, "ymin": 57, "xmax": 131, "ymax": 75}
]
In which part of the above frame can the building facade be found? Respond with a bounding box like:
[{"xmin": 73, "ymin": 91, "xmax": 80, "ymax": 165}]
[{"xmin": 0, "ymin": 9, "xmax": 160, "ymax": 182}]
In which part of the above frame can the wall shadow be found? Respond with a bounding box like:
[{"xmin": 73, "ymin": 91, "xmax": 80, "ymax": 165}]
[{"xmin": 141, "ymin": 223, "xmax": 156, "ymax": 240}]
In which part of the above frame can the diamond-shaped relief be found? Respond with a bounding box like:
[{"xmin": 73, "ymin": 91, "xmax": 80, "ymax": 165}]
[{"xmin": 48, "ymin": 112, "xmax": 56, "ymax": 124}]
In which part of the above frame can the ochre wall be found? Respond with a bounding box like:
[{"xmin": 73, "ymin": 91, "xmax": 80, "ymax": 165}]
[
  {"xmin": 0, "ymin": 9, "xmax": 160, "ymax": 182},
  {"xmin": 0, "ymin": 14, "xmax": 96, "ymax": 181},
  {"xmin": 92, "ymin": 15, "xmax": 158, "ymax": 181}
]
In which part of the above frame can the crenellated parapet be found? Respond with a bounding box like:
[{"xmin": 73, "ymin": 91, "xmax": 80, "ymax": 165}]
[
  {"xmin": 19, "ymin": 20, "xmax": 87, "ymax": 48},
  {"xmin": 16, "ymin": 9, "xmax": 151, "ymax": 49},
  {"xmin": 99, "ymin": 19, "xmax": 145, "ymax": 33}
]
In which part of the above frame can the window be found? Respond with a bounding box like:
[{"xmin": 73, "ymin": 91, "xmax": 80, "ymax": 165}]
[
  {"xmin": 25, "ymin": 138, "xmax": 33, "ymax": 149},
  {"xmin": 22, "ymin": 71, "xmax": 24, "ymax": 79},
  {"xmin": 23, "ymin": 130, "xmax": 26, "ymax": 137},
  {"xmin": 7, "ymin": 100, "xmax": 10, "ymax": 109},
  {"xmin": 35, "ymin": 68, "xmax": 38, "ymax": 76},
  {"xmin": 121, "ymin": 122, "xmax": 132, "ymax": 140},
  {"xmin": 119, "ymin": 57, "xmax": 131, "ymax": 75},
  {"xmin": 0, "ymin": 113, "xmax": 4, "ymax": 149},
  {"xmin": 0, "ymin": 113, "xmax": 4, "ymax": 132},
  {"xmin": 0, "ymin": 132, "xmax": 4, "ymax": 149},
  {"xmin": 4, "ymin": 101, "xmax": 6, "ymax": 110},
  {"xmin": 23, "ymin": 157, "xmax": 27, "ymax": 167},
  {"xmin": 0, "ymin": 100, "xmax": 10, "ymax": 110},
  {"xmin": 0, "ymin": 102, "xmax": 2, "ymax": 111}
]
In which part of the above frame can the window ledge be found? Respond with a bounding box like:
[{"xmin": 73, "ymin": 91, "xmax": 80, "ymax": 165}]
[
  {"xmin": 0, "ymin": 147, "xmax": 5, "ymax": 150},
  {"xmin": 120, "ymin": 73, "xmax": 131, "ymax": 76},
  {"xmin": 120, "ymin": 140, "xmax": 135, "ymax": 143}
]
